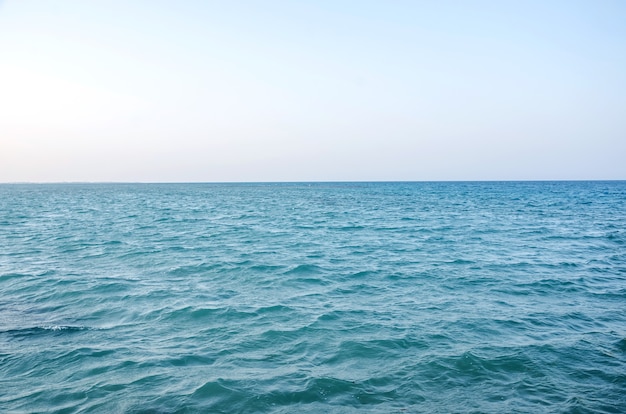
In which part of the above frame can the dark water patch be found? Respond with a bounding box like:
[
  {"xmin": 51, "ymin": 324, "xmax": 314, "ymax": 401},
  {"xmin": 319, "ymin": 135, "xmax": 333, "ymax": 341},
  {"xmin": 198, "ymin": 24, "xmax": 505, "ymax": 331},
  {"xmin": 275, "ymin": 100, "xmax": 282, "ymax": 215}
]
[
  {"xmin": 164, "ymin": 353, "xmax": 216, "ymax": 367},
  {"xmin": 187, "ymin": 379, "xmax": 249, "ymax": 411},
  {"xmin": 445, "ymin": 258, "xmax": 476, "ymax": 265},
  {"xmin": 331, "ymin": 225, "xmax": 367, "ymax": 231},
  {"xmin": 59, "ymin": 346, "xmax": 117, "ymax": 363},
  {"xmin": 1, "ymin": 325, "xmax": 92, "ymax": 339},
  {"xmin": 0, "ymin": 272, "xmax": 30, "ymax": 283},
  {"xmin": 253, "ymin": 376, "xmax": 402, "ymax": 410},
  {"xmin": 502, "ymin": 277, "xmax": 587, "ymax": 296},
  {"xmin": 167, "ymin": 262, "xmax": 224, "ymax": 277},
  {"xmin": 249, "ymin": 264, "xmax": 288, "ymax": 273},
  {"xmin": 348, "ymin": 269, "xmax": 380, "ymax": 278},
  {"xmin": 161, "ymin": 305, "xmax": 257, "ymax": 323},
  {"xmin": 324, "ymin": 337, "xmax": 429, "ymax": 367},
  {"xmin": 283, "ymin": 276, "xmax": 331, "ymax": 288},
  {"xmin": 255, "ymin": 304, "xmax": 297, "ymax": 315}
]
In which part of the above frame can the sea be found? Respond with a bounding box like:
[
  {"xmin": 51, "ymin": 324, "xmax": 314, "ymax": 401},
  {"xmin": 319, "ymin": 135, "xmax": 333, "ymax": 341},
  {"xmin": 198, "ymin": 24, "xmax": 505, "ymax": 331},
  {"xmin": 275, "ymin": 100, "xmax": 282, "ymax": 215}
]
[{"xmin": 1, "ymin": 181, "xmax": 625, "ymax": 413}]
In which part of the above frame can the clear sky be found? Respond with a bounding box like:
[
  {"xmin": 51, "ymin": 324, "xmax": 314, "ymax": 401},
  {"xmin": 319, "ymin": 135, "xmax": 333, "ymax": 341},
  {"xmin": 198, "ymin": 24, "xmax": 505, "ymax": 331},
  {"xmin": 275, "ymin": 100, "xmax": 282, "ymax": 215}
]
[{"xmin": 1, "ymin": 0, "xmax": 625, "ymax": 182}]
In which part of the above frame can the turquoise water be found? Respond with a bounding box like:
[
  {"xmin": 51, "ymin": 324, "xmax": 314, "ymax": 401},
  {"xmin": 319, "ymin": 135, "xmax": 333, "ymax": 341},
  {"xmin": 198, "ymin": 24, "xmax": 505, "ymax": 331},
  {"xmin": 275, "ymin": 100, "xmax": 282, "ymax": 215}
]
[{"xmin": 1, "ymin": 181, "xmax": 625, "ymax": 413}]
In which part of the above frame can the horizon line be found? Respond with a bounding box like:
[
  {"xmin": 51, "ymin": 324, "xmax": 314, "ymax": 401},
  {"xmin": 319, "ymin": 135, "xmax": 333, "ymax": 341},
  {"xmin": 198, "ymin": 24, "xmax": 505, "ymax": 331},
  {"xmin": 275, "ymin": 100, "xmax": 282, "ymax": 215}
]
[{"xmin": 1, "ymin": 179, "xmax": 625, "ymax": 185}]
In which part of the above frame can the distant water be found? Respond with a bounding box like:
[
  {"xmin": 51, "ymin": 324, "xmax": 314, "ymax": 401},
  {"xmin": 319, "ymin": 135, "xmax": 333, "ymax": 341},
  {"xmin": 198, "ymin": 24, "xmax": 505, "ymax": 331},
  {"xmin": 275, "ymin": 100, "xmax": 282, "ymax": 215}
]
[{"xmin": 1, "ymin": 181, "xmax": 625, "ymax": 413}]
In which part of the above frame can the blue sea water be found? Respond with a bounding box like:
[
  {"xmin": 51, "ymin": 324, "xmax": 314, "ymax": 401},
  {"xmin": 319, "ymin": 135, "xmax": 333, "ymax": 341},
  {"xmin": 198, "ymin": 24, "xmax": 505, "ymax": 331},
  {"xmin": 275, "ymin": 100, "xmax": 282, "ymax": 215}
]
[{"xmin": 1, "ymin": 181, "xmax": 625, "ymax": 413}]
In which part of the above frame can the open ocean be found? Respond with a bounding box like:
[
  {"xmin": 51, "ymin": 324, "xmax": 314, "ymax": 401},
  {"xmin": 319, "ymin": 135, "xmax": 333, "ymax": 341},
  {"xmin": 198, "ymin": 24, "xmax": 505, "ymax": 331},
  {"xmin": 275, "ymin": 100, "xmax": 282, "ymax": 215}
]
[{"xmin": 1, "ymin": 181, "xmax": 625, "ymax": 413}]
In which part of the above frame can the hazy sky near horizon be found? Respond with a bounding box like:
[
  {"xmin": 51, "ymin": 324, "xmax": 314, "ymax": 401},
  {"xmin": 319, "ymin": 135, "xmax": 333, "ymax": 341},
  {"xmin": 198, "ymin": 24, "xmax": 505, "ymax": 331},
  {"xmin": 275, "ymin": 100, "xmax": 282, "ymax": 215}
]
[{"xmin": 1, "ymin": 1, "xmax": 625, "ymax": 182}]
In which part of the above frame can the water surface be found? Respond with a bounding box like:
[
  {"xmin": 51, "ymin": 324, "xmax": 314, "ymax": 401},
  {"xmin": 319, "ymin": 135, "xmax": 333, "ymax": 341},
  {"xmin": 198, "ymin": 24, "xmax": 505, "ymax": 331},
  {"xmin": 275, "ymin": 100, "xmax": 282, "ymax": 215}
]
[{"xmin": 1, "ymin": 182, "xmax": 625, "ymax": 413}]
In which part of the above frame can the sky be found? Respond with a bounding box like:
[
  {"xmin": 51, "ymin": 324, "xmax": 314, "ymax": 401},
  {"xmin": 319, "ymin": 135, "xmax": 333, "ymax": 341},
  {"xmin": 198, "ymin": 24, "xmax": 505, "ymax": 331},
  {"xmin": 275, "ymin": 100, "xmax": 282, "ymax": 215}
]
[{"xmin": 1, "ymin": 0, "xmax": 625, "ymax": 182}]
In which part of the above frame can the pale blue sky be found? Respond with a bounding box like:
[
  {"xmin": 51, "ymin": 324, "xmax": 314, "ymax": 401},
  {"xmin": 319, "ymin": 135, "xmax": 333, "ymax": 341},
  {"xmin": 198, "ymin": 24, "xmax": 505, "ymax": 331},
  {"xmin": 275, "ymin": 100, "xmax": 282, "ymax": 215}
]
[{"xmin": 1, "ymin": 0, "xmax": 625, "ymax": 182}]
